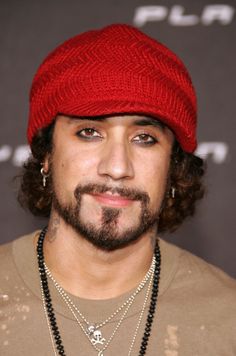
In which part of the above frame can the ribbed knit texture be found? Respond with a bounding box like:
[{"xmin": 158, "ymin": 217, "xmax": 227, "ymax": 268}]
[{"xmin": 28, "ymin": 24, "xmax": 197, "ymax": 152}]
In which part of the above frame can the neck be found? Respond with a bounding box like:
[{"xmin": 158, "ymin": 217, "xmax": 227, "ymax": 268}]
[{"xmin": 38, "ymin": 212, "xmax": 157, "ymax": 300}]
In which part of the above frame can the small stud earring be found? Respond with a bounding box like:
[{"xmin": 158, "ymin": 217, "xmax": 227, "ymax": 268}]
[
  {"xmin": 40, "ymin": 167, "xmax": 49, "ymax": 188},
  {"xmin": 171, "ymin": 187, "xmax": 176, "ymax": 199}
]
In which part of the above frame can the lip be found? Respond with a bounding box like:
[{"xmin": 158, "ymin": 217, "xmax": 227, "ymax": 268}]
[{"xmin": 91, "ymin": 193, "xmax": 134, "ymax": 207}]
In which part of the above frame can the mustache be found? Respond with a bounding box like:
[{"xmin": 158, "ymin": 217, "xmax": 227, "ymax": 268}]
[{"xmin": 74, "ymin": 183, "xmax": 150, "ymax": 204}]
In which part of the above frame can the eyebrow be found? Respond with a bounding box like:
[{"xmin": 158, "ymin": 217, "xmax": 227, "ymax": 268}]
[
  {"xmin": 133, "ymin": 117, "xmax": 166, "ymax": 132},
  {"xmin": 67, "ymin": 115, "xmax": 166, "ymax": 131},
  {"xmin": 68, "ymin": 115, "xmax": 107, "ymax": 122}
]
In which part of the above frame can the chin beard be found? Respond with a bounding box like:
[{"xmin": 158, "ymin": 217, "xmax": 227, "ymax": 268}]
[{"xmin": 52, "ymin": 183, "xmax": 159, "ymax": 251}]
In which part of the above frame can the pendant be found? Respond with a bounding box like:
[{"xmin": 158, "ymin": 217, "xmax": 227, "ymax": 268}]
[
  {"xmin": 88, "ymin": 325, "xmax": 96, "ymax": 335},
  {"xmin": 91, "ymin": 329, "xmax": 106, "ymax": 345},
  {"xmin": 98, "ymin": 351, "xmax": 104, "ymax": 356}
]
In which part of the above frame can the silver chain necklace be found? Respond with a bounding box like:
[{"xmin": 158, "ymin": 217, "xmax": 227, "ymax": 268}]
[
  {"xmin": 43, "ymin": 263, "xmax": 154, "ymax": 356},
  {"xmin": 44, "ymin": 254, "xmax": 155, "ymax": 343}
]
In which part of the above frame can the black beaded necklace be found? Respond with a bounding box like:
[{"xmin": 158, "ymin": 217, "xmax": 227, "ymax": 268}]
[{"xmin": 37, "ymin": 227, "xmax": 161, "ymax": 356}]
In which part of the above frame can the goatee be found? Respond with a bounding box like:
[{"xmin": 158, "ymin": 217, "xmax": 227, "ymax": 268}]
[{"xmin": 53, "ymin": 183, "xmax": 159, "ymax": 251}]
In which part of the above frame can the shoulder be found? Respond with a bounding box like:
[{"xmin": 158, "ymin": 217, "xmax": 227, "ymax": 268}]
[
  {"xmin": 0, "ymin": 239, "xmax": 15, "ymax": 277},
  {"xmin": 159, "ymin": 238, "xmax": 236, "ymax": 316},
  {"xmin": 158, "ymin": 239, "xmax": 236, "ymax": 352},
  {"xmin": 160, "ymin": 237, "xmax": 236, "ymax": 292},
  {"xmin": 0, "ymin": 231, "xmax": 39, "ymax": 285},
  {"xmin": 160, "ymin": 238, "xmax": 236, "ymax": 326},
  {"xmin": 156, "ymin": 239, "xmax": 236, "ymax": 355},
  {"xmin": 0, "ymin": 231, "xmax": 37, "ymax": 260}
]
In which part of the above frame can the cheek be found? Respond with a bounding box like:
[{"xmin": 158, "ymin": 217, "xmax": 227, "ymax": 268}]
[
  {"xmin": 138, "ymin": 155, "xmax": 170, "ymax": 204},
  {"xmin": 52, "ymin": 147, "xmax": 99, "ymax": 188}
]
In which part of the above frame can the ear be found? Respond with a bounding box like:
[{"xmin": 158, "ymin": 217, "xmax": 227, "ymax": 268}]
[{"xmin": 42, "ymin": 153, "xmax": 50, "ymax": 174}]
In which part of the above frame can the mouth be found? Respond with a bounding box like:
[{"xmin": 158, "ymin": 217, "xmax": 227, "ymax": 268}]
[{"xmin": 90, "ymin": 192, "xmax": 134, "ymax": 208}]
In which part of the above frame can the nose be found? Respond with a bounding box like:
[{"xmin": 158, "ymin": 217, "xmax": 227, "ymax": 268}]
[{"xmin": 97, "ymin": 140, "xmax": 134, "ymax": 181}]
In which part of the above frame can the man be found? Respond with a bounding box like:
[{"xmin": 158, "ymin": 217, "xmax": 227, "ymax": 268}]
[{"xmin": 0, "ymin": 24, "xmax": 236, "ymax": 356}]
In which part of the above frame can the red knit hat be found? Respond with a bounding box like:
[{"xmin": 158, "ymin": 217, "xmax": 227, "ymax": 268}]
[{"xmin": 28, "ymin": 24, "xmax": 197, "ymax": 152}]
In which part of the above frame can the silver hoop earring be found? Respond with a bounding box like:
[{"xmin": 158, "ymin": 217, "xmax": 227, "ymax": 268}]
[
  {"xmin": 40, "ymin": 167, "xmax": 49, "ymax": 188},
  {"xmin": 171, "ymin": 187, "xmax": 176, "ymax": 199}
]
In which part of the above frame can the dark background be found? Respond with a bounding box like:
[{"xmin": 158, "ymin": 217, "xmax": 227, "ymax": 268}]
[{"xmin": 0, "ymin": 0, "xmax": 235, "ymax": 277}]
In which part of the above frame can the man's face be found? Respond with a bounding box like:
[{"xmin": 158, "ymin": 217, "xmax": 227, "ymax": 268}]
[{"xmin": 46, "ymin": 114, "xmax": 174, "ymax": 251}]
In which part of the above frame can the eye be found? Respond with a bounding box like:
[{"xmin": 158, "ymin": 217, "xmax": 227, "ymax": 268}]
[
  {"xmin": 76, "ymin": 128, "xmax": 102, "ymax": 140},
  {"xmin": 132, "ymin": 133, "xmax": 157, "ymax": 145}
]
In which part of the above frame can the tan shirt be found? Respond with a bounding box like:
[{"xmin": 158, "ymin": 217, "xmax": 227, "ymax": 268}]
[{"xmin": 1, "ymin": 231, "xmax": 236, "ymax": 355}]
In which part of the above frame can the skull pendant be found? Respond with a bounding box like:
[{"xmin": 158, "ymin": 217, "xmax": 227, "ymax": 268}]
[{"xmin": 91, "ymin": 329, "xmax": 106, "ymax": 345}]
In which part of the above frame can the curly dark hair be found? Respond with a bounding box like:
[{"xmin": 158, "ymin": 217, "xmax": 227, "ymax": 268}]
[{"xmin": 18, "ymin": 121, "xmax": 205, "ymax": 233}]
